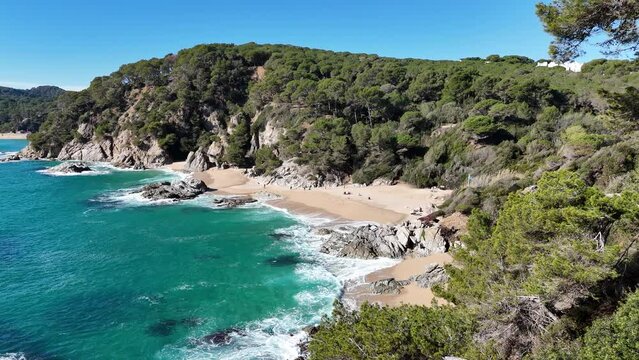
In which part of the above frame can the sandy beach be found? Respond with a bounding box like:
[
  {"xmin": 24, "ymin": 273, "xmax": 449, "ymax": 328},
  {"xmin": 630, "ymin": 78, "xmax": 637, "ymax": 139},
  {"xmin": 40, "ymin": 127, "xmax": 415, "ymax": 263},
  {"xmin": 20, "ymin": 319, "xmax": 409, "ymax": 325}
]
[
  {"xmin": 164, "ymin": 163, "xmax": 457, "ymax": 307},
  {"xmin": 0, "ymin": 133, "xmax": 28, "ymax": 139},
  {"xmin": 184, "ymin": 166, "xmax": 452, "ymax": 225},
  {"xmin": 359, "ymin": 253, "xmax": 453, "ymax": 307}
]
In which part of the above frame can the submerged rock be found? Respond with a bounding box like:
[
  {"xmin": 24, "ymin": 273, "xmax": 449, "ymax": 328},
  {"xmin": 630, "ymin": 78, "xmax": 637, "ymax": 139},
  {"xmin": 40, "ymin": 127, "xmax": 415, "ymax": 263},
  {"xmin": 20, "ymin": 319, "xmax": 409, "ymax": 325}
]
[
  {"xmin": 265, "ymin": 254, "xmax": 304, "ymax": 267},
  {"xmin": 146, "ymin": 319, "xmax": 178, "ymax": 337},
  {"xmin": 141, "ymin": 178, "xmax": 208, "ymax": 201},
  {"xmin": 409, "ymin": 263, "xmax": 449, "ymax": 288},
  {"xmin": 147, "ymin": 318, "xmax": 206, "ymax": 337},
  {"xmin": 212, "ymin": 196, "xmax": 257, "ymax": 208},
  {"xmin": 46, "ymin": 162, "xmax": 93, "ymax": 173},
  {"xmin": 201, "ymin": 328, "xmax": 245, "ymax": 345}
]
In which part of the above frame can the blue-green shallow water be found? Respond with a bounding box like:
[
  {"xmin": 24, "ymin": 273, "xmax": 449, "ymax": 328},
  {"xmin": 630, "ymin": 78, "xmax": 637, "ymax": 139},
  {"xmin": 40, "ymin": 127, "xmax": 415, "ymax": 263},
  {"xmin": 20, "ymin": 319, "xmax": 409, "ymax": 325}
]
[{"xmin": 0, "ymin": 140, "xmax": 361, "ymax": 360}]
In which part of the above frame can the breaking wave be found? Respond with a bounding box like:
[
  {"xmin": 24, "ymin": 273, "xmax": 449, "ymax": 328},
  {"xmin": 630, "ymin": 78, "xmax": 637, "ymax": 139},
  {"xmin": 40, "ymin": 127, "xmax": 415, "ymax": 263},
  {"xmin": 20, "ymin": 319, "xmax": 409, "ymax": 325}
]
[{"xmin": 157, "ymin": 214, "xmax": 396, "ymax": 359}]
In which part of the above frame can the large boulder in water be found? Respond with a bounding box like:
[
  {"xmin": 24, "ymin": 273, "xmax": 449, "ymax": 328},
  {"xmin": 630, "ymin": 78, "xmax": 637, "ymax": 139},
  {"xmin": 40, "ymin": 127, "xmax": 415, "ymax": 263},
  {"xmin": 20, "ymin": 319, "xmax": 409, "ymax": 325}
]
[
  {"xmin": 0, "ymin": 153, "xmax": 20, "ymax": 162},
  {"xmin": 140, "ymin": 177, "xmax": 209, "ymax": 201},
  {"xmin": 46, "ymin": 162, "xmax": 93, "ymax": 174}
]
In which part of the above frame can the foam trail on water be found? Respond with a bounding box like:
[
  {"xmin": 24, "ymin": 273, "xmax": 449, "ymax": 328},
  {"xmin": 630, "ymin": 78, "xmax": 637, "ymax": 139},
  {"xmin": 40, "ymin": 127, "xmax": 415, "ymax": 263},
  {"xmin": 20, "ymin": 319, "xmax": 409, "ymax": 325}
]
[
  {"xmin": 38, "ymin": 169, "xmax": 111, "ymax": 176},
  {"xmin": 158, "ymin": 212, "xmax": 397, "ymax": 360}
]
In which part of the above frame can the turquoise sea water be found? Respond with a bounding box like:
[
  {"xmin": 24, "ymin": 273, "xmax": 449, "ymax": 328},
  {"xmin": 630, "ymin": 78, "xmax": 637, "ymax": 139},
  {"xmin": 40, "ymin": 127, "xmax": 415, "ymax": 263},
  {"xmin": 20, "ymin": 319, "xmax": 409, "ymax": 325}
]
[{"xmin": 0, "ymin": 140, "xmax": 393, "ymax": 360}]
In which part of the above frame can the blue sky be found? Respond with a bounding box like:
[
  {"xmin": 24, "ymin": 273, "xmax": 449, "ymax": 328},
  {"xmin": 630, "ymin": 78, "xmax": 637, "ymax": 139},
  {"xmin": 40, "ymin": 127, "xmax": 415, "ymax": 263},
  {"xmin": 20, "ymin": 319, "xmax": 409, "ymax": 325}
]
[{"xmin": 0, "ymin": 0, "xmax": 601, "ymax": 90}]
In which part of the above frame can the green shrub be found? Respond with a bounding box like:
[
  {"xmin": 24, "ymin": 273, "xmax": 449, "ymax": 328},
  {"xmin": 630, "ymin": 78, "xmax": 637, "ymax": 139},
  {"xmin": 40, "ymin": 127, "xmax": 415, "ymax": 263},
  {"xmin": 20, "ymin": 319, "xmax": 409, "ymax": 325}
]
[
  {"xmin": 562, "ymin": 125, "xmax": 609, "ymax": 151},
  {"xmin": 579, "ymin": 290, "xmax": 639, "ymax": 359},
  {"xmin": 463, "ymin": 115, "xmax": 501, "ymax": 137},
  {"xmin": 308, "ymin": 303, "xmax": 476, "ymax": 360},
  {"xmin": 254, "ymin": 146, "xmax": 282, "ymax": 175}
]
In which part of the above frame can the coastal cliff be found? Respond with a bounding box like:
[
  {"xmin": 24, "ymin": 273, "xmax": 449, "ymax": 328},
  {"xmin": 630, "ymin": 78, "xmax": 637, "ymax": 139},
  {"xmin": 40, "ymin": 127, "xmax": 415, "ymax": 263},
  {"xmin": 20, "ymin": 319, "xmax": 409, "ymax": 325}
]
[
  {"xmin": 15, "ymin": 42, "xmax": 639, "ymax": 359},
  {"xmin": 21, "ymin": 43, "xmax": 639, "ymax": 204}
]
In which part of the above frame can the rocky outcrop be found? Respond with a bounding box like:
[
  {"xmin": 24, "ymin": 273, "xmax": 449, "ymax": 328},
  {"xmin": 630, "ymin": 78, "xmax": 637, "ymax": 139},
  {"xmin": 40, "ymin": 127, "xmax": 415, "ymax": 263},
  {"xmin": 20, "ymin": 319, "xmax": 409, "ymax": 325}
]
[
  {"xmin": 140, "ymin": 178, "xmax": 208, "ymax": 201},
  {"xmin": 371, "ymin": 178, "xmax": 397, "ymax": 186},
  {"xmin": 255, "ymin": 159, "xmax": 346, "ymax": 189},
  {"xmin": 258, "ymin": 116, "xmax": 284, "ymax": 148},
  {"xmin": 320, "ymin": 222, "xmax": 449, "ymax": 259},
  {"xmin": 46, "ymin": 162, "xmax": 93, "ymax": 174},
  {"xmin": 212, "ymin": 196, "xmax": 257, "ymax": 208},
  {"xmin": 0, "ymin": 153, "xmax": 20, "ymax": 162},
  {"xmin": 57, "ymin": 139, "xmax": 109, "ymax": 162},
  {"xmin": 57, "ymin": 129, "xmax": 168, "ymax": 169},
  {"xmin": 184, "ymin": 149, "xmax": 212, "ymax": 172},
  {"xmin": 409, "ymin": 263, "xmax": 449, "ymax": 288},
  {"xmin": 438, "ymin": 212, "xmax": 469, "ymax": 248},
  {"xmin": 184, "ymin": 141, "xmax": 227, "ymax": 172},
  {"xmin": 370, "ymin": 278, "xmax": 410, "ymax": 295},
  {"xmin": 18, "ymin": 144, "xmax": 54, "ymax": 159}
]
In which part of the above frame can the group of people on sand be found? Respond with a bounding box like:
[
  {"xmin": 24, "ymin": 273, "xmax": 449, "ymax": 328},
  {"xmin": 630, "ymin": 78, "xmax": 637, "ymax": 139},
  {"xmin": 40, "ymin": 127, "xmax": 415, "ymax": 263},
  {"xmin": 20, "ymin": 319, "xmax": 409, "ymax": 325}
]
[{"xmin": 342, "ymin": 190, "xmax": 371, "ymax": 200}]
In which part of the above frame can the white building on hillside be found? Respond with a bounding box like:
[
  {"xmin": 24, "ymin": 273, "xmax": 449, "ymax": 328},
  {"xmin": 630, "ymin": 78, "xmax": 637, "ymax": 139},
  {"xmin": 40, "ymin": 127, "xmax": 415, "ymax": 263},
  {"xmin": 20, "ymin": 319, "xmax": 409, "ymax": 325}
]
[{"xmin": 536, "ymin": 61, "xmax": 583, "ymax": 72}]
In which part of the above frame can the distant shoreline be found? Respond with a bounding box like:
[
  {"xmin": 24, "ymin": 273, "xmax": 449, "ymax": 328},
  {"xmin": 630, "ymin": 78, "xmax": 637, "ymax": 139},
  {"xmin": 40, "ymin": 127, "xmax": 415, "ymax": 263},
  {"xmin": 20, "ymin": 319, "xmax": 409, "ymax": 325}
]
[{"xmin": 0, "ymin": 133, "xmax": 29, "ymax": 139}]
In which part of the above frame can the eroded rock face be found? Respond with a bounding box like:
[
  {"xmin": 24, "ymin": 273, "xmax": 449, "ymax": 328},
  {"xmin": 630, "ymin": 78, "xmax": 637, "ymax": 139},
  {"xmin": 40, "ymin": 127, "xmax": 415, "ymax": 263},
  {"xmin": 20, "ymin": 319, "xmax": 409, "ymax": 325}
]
[
  {"xmin": 185, "ymin": 150, "xmax": 212, "ymax": 172},
  {"xmin": 254, "ymin": 159, "xmax": 345, "ymax": 189},
  {"xmin": 409, "ymin": 263, "xmax": 449, "ymax": 288},
  {"xmin": 18, "ymin": 145, "xmax": 53, "ymax": 159},
  {"xmin": 140, "ymin": 178, "xmax": 208, "ymax": 201},
  {"xmin": 56, "ymin": 129, "xmax": 169, "ymax": 169},
  {"xmin": 320, "ymin": 222, "xmax": 449, "ymax": 259},
  {"xmin": 46, "ymin": 162, "xmax": 93, "ymax": 174}
]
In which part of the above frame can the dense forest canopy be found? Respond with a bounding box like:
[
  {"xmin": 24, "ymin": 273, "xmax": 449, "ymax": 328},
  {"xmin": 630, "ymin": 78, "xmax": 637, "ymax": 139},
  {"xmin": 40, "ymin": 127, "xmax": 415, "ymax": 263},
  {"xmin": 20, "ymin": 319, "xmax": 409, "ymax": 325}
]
[
  {"xmin": 22, "ymin": 41, "xmax": 639, "ymax": 358},
  {"xmin": 0, "ymin": 85, "xmax": 65, "ymax": 132},
  {"xmin": 27, "ymin": 43, "xmax": 639, "ymax": 193}
]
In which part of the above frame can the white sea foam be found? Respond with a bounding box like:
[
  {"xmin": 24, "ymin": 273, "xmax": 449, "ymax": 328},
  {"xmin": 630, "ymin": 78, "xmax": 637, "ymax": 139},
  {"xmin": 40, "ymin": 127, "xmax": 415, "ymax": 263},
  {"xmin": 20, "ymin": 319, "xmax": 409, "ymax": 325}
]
[
  {"xmin": 194, "ymin": 220, "xmax": 394, "ymax": 359},
  {"xmin": 92, "ymin": 188, "xmax": 176, "ymax": 208},
  {"xmin": 91, "ymin": 170, "xmax": 189, "ymax": 208},
  {"xmin": 280, "ymin": 223, "xmax": 398, "ymax": 284},
  {"xmin": 38, "ymin": 169, "xmax": 111, "ymax": 176},
  {"xmin": 159, "ymin": 314, "xmax": 311, "ymax": 360},
  {"xmin": 92, "ymin": 180, "xmax": 394, "ymax": 359},
  {"xmin": 150, "ymin": 204, "xmax": 397, "ymax": 360},
  {"xmin": 0, "ymin": 353, "xmax": 27, "ymax": 360},
  {"xmin": 38, "ymin": 161, "xmax": 113, "ymax": 177},
  {"xmin": 0, "ymin": 151, "xmax": 18, "ymax": 161},
  {"xmin": 173, "ymin": 283, "xmax": 194, "ymax": 291}
]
